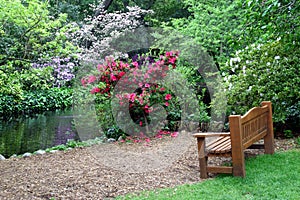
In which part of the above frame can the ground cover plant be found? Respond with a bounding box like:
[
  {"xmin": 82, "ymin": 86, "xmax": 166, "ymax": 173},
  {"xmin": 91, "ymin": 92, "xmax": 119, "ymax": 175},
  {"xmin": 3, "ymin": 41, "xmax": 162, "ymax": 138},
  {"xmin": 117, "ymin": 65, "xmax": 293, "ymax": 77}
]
[{"xmin": 117, "ymin": 149, "xmax": 300, "ymax": 200}]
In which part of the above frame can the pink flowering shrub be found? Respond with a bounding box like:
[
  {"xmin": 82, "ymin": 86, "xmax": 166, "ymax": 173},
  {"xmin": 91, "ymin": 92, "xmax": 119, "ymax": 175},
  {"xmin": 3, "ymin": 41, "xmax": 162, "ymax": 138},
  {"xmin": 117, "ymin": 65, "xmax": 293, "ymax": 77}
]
[{"xmin": 82, "ymin": 51, "xmax": 181, "ymax": 139}]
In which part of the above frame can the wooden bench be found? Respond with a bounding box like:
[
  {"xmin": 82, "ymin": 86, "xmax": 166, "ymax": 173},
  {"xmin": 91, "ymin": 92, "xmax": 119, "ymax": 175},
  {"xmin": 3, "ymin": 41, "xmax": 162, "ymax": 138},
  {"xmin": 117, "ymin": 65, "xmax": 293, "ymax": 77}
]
[{"xmin": 193, "ymin": 101, "xmax": 275, "ymax": 178}]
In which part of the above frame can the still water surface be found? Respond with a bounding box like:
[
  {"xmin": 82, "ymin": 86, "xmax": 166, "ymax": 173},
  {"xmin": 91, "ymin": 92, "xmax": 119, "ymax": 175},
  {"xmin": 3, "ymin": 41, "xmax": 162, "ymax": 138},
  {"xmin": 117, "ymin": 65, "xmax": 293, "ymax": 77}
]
[{"xmin": 0, "ymin": 110, "xmax": 80, "ymax": 158}]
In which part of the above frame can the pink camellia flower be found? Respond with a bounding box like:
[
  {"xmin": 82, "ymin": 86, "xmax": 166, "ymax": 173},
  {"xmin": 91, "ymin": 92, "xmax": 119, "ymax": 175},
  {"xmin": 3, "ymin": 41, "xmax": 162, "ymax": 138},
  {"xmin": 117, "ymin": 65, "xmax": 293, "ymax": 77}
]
[
  {"xmin": 110, "ymin": 73, "xmax": 117, "ymax": 81},
  {"xmin": 171, "ymin": 132, "xmax": 179, "ymax": 138},
  {"xmin": 88, "ymin": 75, "xmax": 96, "ymax": 83},
  {"xmin": 165, "ymin": 51, "xmax": 172, "ymax": 57},
  {"xmin": 90, "ymin": 87, "xmax": 100, "ymax": 94},
  {"xmin": 97, "ymin": 64, "xmax": 105, "ymax": 72},
  {"xmin": 129, "ymin": 93, "xmax": 136, "ymax": 102},
  {"xmin": 165, "ymin": 102, "xmax": 169, "ymax": 107},
  {"xmin": 155, "ymin": 134, "xmax": 162, "ymax": 139},
  {"xmin": 168, "ymin": 57, "xmax": 176, "ymax": 64},
  {"xmin": 163, "ymin": 131, "xmax": 170, "ymax": 135},
  {"xmin": 133, "ymin": 139, "xmax": 140, "ymax": 143},
  {"xmin": 81, "ymin": 78, "xmax": 86, "ymax": 87},
  {"xmin": 145, "ymin": 83, "xmax": 150, "ymax": 88},
  {"xmin": 165, "ymin": 94, "xmax": 172, "ymax": 100},
  {"xmin": 145, "ymin": 138, "xmax": 151, "ymax": 143},
  {"xmin": 159, "ymin": 87, "xmax": 165, "ymax": 92},
  {"xmin": 132, "ymin": 61, "xmax": 139, "ymax": 68},
  {"xmin": 139, "ymin": 121, "xmax": 143, "ymax": 127},
  {"xmin": 119, "ymin": 71, "xmax": 125, "ymax": 77}
]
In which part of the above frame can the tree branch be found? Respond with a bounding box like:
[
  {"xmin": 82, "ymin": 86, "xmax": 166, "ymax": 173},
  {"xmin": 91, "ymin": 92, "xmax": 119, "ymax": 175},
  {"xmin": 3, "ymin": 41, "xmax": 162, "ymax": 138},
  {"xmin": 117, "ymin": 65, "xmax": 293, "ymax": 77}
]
[{"xmin": 102, "ymin": 0, "xmax": 114, "ymax": 10}]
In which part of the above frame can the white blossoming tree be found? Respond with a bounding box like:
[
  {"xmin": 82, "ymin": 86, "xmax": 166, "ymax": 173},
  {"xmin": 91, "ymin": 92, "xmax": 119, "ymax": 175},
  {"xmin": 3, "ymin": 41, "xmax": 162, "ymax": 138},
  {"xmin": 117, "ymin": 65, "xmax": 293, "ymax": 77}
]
[{"xmin": 71, "ymin": 2, "xmax": 153, "ymax": 62}]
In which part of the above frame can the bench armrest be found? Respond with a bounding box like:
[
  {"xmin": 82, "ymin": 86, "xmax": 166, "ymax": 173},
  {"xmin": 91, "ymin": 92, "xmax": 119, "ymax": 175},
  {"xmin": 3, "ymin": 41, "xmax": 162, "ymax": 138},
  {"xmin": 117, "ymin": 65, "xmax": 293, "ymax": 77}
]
[{"xmin": 193, "ymin": 132, "xmax": 230, "ymax": 138}]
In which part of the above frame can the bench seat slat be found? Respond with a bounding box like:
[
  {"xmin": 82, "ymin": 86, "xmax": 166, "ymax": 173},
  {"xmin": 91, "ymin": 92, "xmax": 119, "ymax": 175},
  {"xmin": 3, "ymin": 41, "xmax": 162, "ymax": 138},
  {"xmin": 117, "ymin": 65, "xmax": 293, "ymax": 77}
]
[
  {"xmin": 207, "ymin": 136, "xmax": 230, "ymax": 149},
  {"xmin": 208, "ymin": 137, "xmax": 231, "ymax": 154}
]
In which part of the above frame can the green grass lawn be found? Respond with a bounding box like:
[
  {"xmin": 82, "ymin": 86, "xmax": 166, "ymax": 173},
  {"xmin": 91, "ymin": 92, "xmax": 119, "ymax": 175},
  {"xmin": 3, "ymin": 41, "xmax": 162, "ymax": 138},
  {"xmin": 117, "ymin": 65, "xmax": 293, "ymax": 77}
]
[{"xmin": 117, "ymin": 149, "xmax": 300, "ymax": 200}]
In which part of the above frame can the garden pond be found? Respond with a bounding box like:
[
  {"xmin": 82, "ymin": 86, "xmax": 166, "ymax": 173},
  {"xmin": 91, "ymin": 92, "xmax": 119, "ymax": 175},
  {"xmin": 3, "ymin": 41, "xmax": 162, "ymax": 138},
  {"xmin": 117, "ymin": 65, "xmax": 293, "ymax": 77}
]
[{"xmin": 0, "ymin": 109, "xmax": 80, "ymax": 158}]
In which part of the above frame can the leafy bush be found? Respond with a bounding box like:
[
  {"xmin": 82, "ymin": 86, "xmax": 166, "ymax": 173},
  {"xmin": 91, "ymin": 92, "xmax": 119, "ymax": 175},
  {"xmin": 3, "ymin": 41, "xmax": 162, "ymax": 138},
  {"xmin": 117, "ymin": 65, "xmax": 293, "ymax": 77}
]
[
  {"xmin": 32, "ymin": 57, "xmax": 77, "ymax": 88},
  {"xmin": 80, "ymin": 51, "xmax": 204, "ymax": 139},
  {"xmin": 0, "ymin": 88, "xmax": 73, "ymax": 118},
  {"xmin": 20, "ymin": 67, "xmax": 54, "ymax": 91},
  {"xmin": 22, "ymin": 88, "xmax": 73, "ymax": 112},
  {"xmin": 0, "ymin": 64, "xmax": 23, "ymax": 101},
  {"xmin": 222, "ymin": 40, "xmax": 300, "ymax": 132},
  {"xmin": 0, "ymin": 0, "xmax": 77, "ymax": 69}
]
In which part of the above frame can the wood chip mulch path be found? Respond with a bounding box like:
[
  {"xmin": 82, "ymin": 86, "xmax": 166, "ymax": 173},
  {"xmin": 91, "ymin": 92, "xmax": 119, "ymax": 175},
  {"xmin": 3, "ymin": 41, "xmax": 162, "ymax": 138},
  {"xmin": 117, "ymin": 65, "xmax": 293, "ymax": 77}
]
[{"xmin": 0, "ymin": 136, "xmax": 297, "ymax": 200}]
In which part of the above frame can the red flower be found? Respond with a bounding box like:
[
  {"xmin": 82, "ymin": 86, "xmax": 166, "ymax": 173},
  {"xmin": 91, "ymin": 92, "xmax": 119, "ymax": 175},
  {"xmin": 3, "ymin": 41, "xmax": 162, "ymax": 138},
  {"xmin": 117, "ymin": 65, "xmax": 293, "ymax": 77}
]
[
  {"xmin": 81, "ymin": 78, "xmax": 86, "ymax": 87},
  {"xmin": 88, "ymin": 75, "xmax": 96, "ymax": 84},
  {"xmin": 165, "ymin": 94, "xmax": 172, "ymax": 100},
  {"xmin": 168, "ymin": 57, "xmax": 176, "ymax": 64},
  {"xmin": 132, "ymin": 61, "xmax": 139, "ymax": 68},
  {"xmin": 165, "ymin": 51, "xmax": 172, "ymax": 57},
  {"xmin": 171, "ymin": 132, "xmax": 179, "ymax": 138},
  {"xmin": 155, "ymin": 134, "xmax": 162, "ymax": 139},
  {"xmin": 129, "ymin": 93, "xmax": 136, "ymax": 102},
  {"xmin": 90, "ymin": 87, "xmax": 100, "ymax": 94},
  {"xmin": 165, "ymin": 102, "xmax": 169, "ymax": 107},
  {"xmin": 119, "ymin": 71, "xmax": 125, "ymax": 77},
  {"xmin": 139, "ymin": 121, "xmax": 143, "ymax": 127},
  {"xmin": 133, "ymin": 139, "xmax": 140, "ymax": 143},
  {"xmin": 110, "ymin": 74, "xmax": 117, "ymax": 81}
]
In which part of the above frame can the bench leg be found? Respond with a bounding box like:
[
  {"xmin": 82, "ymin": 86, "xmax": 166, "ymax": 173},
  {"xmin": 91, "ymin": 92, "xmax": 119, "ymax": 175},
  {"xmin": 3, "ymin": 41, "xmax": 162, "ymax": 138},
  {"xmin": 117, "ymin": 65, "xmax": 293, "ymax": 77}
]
[
  {"xmin": 197, "ymin": 137, "xmax": 208, "ymax": 179},
  {"xmin": 262, "ymin": 101, "xmax": 275, "ymax": 154},
  {"xmin": 232, "ymin": 159, "xmax": 246, "ymax": 177},
  {"xmin": 230, "ymin": 115, "xmax": 246, "ymax": 177}
]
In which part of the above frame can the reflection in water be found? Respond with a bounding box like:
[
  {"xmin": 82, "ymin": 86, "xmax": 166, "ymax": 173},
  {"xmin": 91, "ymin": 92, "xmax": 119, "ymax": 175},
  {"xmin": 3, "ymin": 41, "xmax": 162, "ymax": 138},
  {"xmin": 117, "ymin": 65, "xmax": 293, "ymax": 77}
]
[{"xmin": 0, "ymin": 110, "xmax": 79, "ymax": 157}]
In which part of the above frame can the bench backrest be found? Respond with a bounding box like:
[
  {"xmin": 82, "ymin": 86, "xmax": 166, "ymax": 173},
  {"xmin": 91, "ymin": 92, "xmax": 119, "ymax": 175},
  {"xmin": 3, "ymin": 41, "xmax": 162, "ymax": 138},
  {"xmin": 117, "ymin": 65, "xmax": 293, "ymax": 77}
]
[{"xmin": 229, "ymin": 101, "xmax": 273, "ymax": 150}]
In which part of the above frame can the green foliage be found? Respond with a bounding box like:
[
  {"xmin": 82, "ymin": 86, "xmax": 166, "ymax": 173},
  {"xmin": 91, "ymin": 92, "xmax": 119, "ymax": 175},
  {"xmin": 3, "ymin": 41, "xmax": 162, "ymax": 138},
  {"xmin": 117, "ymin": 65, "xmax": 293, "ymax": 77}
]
[
  {"xmin": 20, "ymin": 67, "xmax": 54, "ymax": 91},
  {"xmin": 0, "ymin": 88, "xmax": 73, "ymax": 117},
  {"xmin": 165, "ymin": 0, "xmax": 245, "ymax": 64},
  {"xmin": 283, "ymin": 130, "xmax": 293, "ymax": 139},
  {"xmin": 242, "ymin": 0, "xmax": 300, "ymax": 45},
  {"xmin": 0, "ymin": 64, "xmax": 23, "ymax": 102},
  {"xmin": 144, "ymin": 0, "xmax": 190, "ymax": 25},
  {"xmin": 222, "ymin": 40, "xmax": 300, "ymax": 125},
  {"xmin": 0, "ymin": 0, "xmax": 77, "ymax": 69},
  {"xmin": 47, "ymin": 0, "xmax": 97, "ymax": 22},
  {"xmin": 106, "ymin": 0, "xmax": 190, "ymax": 25},
  {"xmin": 44, "ymin": 138, "xmax": 103, "ymax": 153}
]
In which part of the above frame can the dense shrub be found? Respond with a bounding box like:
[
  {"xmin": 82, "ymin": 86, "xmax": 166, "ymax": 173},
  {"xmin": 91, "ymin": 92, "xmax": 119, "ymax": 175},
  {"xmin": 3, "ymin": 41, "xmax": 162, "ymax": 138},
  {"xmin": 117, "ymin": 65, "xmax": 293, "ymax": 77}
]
[
  {"xmin": 0, "ymin": 88, "xmax": 73, "ymax": 118},
  {"xmin": 222, "ymin": 40, "xmax": 300, "ymax": 133},
  {"xmin": 0, "ymin": 64, "xmax": 23, "ymax": 102},
  {"xmin": 79, "ymin": 51, "xmax": 205, "ymax": 139}
]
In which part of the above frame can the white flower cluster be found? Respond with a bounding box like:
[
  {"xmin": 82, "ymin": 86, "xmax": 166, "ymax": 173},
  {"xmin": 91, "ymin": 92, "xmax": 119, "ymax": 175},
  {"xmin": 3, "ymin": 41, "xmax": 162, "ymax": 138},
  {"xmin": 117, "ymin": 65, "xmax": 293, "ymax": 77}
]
[{"xmin": 72, "ymin": 5, "xmax": 153, "ymax": 61}]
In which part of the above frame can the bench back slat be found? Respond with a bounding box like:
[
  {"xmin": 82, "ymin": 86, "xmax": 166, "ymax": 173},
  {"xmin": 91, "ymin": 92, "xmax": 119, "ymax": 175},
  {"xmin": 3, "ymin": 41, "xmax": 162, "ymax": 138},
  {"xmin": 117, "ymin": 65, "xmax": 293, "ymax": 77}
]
[
  {"xmin": 240, "ymin": 105, "xmax": 269, "ymax": 149},
  {"xmin": 229, "ymin": 102, "xmax": 273, "ymax": 151}
]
